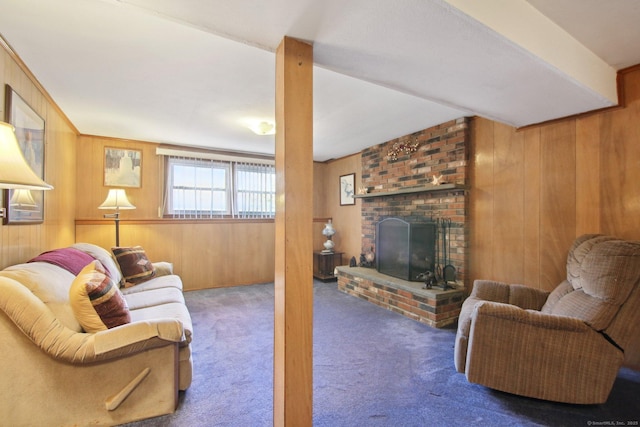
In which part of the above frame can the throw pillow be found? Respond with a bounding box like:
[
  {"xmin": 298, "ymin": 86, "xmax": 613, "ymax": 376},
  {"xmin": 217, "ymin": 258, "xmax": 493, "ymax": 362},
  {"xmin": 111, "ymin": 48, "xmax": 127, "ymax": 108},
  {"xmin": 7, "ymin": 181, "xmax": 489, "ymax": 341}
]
[
  {"xmin": 112, "ymin": 246, "xmax": 156, "ymax": 287},
  {"xmin": 69, "ymin": 260, "xmax": 131, "ymax": 333}
]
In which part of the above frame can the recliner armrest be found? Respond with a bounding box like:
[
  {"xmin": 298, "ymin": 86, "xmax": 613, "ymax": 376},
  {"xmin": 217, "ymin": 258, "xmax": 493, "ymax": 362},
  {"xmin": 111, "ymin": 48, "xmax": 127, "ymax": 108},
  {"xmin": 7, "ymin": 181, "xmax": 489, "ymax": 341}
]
[
  {"xmin": 471, "ymin": 280, "xmax": 549, "ymax": 310},
  {"xmin": 472, "ymin": 300, "xmax": 588, "ymax": 332}
]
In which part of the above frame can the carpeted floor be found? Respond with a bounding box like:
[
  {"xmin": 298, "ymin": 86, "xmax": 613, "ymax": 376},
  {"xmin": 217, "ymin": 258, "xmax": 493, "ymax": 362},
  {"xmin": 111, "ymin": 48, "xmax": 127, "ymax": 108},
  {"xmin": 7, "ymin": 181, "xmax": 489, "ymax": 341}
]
[{"xmin": 124, "ymin": 281, "xmax": 640, "ymax": 427}]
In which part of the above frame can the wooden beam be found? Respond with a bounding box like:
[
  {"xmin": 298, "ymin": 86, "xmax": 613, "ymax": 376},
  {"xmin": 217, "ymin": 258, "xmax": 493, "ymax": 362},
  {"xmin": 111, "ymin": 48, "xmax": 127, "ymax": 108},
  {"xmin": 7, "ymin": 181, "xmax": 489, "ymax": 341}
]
[{"xmin": 273, "ymin": 37, "xmax": 314, "ymax": 427}]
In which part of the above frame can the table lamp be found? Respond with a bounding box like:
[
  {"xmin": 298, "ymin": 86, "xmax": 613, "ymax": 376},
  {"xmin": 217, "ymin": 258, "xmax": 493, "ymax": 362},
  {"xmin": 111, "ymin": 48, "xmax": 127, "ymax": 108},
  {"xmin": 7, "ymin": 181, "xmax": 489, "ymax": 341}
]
[{"xmin": 0, "ymin": 121, "xmax": 53, "ymax": 219}]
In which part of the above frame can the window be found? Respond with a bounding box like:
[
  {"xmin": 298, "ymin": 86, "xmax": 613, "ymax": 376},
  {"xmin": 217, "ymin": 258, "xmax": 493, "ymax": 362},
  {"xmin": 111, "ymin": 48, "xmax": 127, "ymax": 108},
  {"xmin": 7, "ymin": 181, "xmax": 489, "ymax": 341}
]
[{"xmin": 160, "ymin": 149, "xmax": 275, "ymax": 219}]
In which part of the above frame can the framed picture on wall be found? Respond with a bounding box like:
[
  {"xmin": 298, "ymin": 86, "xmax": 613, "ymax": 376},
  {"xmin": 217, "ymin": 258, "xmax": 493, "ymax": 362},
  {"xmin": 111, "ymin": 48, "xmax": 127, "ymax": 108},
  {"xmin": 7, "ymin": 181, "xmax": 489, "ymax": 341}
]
[
  {"xmin": 3, "ymin": 84, "xmax": 46, "ymax": 225},
  {"xmin": 340, "ymin": 173, "xmax": 356, "ymax": 206},
  {"xmin": 104, "ymin": 147, "xmax": 142, "ymax": 188}
]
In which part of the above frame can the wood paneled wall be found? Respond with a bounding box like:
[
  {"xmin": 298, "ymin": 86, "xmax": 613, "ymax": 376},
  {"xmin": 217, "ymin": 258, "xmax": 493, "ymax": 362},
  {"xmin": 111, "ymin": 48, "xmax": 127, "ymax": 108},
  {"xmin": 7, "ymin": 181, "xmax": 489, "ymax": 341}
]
[
  {"xmin": 0, "ymin": 42, "xmax": 77, "ymax": 269},
  {"xmin": 76, "ymin": 133, "xmax": 331, "ymax": 290},
  {"xmin": 469, "ymin": 66, "xmax": 640, "ymax": 291},
  {"xmin": 316, "ymin": 154, "xmax": 362, "ymax": 263}
]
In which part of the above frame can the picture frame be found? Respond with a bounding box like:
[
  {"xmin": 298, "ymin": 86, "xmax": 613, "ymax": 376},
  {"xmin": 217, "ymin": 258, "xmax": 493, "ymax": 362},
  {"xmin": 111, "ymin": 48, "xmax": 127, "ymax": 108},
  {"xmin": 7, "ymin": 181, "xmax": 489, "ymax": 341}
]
[
  {"xmin": 104, "ymin": 147, "xmax": 142, "ymax": 188},
  {"xmin": 3, "ymin": 84, "xmax": 46, "ymax": 224},
  {"xmin": 339, "ymin": 173, "xmax": 356, "ymax": 206}
]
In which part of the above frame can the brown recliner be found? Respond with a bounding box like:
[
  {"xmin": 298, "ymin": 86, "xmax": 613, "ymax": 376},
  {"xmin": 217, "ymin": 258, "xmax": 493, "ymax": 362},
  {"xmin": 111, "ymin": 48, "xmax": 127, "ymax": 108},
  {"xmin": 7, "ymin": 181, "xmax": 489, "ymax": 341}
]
[{"xmin": 454, "ymin": 234, "xmax": 640, "ymax": 404}]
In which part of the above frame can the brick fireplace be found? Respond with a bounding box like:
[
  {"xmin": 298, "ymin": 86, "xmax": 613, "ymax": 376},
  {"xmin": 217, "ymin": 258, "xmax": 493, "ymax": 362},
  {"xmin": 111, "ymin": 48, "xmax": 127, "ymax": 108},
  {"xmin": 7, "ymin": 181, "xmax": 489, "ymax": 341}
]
[{"xmin": 336, "ymin": 117, "xmax": 470, "ymax": 327}]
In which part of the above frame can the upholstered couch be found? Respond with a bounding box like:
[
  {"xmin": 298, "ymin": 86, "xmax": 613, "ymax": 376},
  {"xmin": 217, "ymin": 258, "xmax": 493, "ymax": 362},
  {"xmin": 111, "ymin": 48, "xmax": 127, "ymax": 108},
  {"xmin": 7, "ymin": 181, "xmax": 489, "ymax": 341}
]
[
  {"xmin": 0, "ymin": 243, "xmax": 193, "ymax": 426},
  {"xmin": 454, "ymin": 234, "xmax": 640, "ymax": 404}
]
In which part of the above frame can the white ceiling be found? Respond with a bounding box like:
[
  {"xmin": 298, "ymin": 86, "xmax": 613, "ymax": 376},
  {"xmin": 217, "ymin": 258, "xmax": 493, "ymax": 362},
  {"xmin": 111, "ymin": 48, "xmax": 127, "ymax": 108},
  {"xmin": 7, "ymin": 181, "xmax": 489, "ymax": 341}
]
[{"xmin": 0, "ymin": 0, "xmax": 639, "ymax": 161}]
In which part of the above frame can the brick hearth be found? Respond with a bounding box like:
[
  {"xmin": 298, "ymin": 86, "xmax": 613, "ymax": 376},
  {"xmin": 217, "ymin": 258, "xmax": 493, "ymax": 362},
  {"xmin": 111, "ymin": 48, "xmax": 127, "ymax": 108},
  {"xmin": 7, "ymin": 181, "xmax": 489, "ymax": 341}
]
[{"xmin": 336, "ymin": 266, "xmax": 464, "ymax": 328}]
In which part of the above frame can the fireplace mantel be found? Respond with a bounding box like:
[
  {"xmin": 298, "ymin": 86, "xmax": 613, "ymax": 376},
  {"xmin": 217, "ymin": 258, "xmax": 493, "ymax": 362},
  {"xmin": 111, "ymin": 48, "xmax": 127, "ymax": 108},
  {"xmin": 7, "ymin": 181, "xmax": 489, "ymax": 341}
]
[{"xmin": 354, "ymin": 183, "xmax": 466, "ymax": 199}]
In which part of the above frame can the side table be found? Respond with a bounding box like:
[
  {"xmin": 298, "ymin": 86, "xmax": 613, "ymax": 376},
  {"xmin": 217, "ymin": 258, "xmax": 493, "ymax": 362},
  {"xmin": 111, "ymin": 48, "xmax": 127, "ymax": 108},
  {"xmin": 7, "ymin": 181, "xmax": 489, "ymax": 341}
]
[{"xmin": 313, "ymin": 251, "xmax": 344, "ymax": 282}]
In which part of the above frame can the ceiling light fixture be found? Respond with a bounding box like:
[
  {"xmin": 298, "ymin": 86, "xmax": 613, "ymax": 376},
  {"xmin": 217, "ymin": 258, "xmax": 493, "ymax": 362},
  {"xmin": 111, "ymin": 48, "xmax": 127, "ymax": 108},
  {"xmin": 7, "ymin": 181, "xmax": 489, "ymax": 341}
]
[{"xmin": 247, "ymin": 121, "xmax": 276, "ymax": 136}]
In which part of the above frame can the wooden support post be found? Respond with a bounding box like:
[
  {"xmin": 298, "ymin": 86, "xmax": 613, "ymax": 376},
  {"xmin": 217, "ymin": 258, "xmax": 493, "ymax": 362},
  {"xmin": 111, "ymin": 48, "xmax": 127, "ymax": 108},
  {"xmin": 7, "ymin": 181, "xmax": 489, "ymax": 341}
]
[{"xmin": 273, "ymin": 37, "xmax": 314, "ymax": 427}]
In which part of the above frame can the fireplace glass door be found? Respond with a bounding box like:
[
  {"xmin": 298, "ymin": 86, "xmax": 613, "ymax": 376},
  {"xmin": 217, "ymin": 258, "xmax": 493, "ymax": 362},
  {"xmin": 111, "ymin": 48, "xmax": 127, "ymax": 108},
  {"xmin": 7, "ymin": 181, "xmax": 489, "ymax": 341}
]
[{"xmin": 376, "ymin": 218, "xmax": 436, "ymax": 281}]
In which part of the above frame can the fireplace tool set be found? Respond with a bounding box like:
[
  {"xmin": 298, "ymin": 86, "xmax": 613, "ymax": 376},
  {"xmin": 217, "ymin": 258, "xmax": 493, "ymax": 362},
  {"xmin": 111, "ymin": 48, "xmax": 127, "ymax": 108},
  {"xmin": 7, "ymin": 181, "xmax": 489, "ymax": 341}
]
[{"xmin": 418, "ymin": 217, "xmax": 456, "ymax": 290}]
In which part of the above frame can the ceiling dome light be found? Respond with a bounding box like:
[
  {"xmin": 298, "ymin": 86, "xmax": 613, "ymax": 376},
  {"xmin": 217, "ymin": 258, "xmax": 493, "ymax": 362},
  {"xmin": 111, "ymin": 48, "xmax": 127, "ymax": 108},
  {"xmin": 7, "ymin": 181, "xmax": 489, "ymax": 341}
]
[{"xmin": 248, "ymin": 121, "xmax": 276, "ymax": 136}]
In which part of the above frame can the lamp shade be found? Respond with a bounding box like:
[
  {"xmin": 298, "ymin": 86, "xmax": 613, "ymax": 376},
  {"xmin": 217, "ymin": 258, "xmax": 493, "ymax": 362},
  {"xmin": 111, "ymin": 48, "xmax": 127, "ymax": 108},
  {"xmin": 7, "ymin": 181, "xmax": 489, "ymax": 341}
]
[
  {"xmin": 98, "ymin": 189, "xmax": 136, "ymax": 210},
  {"xmin": 0, "ymin": 121, "xmax": 53, "ymax": 190}
]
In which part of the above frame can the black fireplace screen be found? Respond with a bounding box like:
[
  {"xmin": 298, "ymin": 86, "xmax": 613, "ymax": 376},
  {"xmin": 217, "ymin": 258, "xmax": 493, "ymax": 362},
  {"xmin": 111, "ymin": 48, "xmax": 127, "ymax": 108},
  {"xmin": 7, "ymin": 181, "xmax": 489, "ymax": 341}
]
[{"xmin": 376, "ymin": 218, "xmax": 436, "ymax": 282}]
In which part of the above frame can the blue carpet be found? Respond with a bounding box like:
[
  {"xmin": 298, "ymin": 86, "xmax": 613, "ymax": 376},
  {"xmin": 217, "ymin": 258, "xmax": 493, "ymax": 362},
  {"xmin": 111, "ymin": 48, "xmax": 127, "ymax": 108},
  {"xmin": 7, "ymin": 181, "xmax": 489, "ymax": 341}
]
[{"xmin": 124, "ymin": 281, "xmax": 640, "ymax": 426}]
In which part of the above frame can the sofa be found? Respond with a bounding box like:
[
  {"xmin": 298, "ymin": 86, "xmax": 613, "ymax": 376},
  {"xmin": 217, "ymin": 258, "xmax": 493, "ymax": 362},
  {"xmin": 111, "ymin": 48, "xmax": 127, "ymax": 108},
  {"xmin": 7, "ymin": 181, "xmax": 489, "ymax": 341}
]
[
  {"xmin": 0, "ymin": 243, "xmax": 193, "ymax": 426},
  {"xmin": 454, "ymin": 234, "xmax": 640, "ymax": 404}
]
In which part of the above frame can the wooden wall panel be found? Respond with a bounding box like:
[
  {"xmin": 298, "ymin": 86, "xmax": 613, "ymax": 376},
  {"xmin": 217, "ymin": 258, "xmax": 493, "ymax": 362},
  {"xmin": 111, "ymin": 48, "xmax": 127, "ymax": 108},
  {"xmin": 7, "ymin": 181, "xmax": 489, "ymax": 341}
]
[
  {"xmin": 523, "ymin": 128, "xmax": 541, "ymax": 288},
  {"xmin": 76, "ymin": 221, "xmax": 276, "ymax": 290},
  {"xmin": 470, "ymin": 68, "xmax": 640, "ymax": 292},
  {"xmin": 469, "ymin": 117, "xmax": 495, "ymax": 281},
  {"xmin": 539, "ymin": 121, "xmax": 576, "ymax": 289},
  {"xmin": 492, "ymin": 122, "xmax": 524, "ymax": 283},
  {"xmin": 322, "ymin": 153, "xmax": 362, "ymax": 262},
  {"xmin": 575, "ymin": 115, "xmax": 601, "ymax": 236},
  {"xmin": 0, "ymin": 42, "xmax": 77, "ymax": 269},
  {"xmin": 600, "ymin": 74, "xmax": 640, "ymax": 240}
]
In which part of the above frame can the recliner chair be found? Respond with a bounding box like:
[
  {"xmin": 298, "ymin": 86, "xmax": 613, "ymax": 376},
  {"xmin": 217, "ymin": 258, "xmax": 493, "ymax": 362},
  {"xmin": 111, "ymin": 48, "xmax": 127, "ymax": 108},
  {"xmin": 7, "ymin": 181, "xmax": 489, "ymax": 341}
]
[{"xmin": 454, "ymin": 234, "xmax": 640, "ymax": 404}]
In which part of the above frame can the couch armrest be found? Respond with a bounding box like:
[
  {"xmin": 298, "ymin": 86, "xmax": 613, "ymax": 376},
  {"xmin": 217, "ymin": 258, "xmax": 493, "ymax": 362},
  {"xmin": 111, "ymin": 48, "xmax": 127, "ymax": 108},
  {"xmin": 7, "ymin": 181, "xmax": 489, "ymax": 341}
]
[
  {"xmin": 0, "ymin": 276, "xmax": 183, "ymax": 364},
  {"xmin": 152, "ymin": 261, "xmax": 174, "ymax": 276},
  {"xmin": 93, "ymin": 319, "xmax": 184, "ymax": 358}
]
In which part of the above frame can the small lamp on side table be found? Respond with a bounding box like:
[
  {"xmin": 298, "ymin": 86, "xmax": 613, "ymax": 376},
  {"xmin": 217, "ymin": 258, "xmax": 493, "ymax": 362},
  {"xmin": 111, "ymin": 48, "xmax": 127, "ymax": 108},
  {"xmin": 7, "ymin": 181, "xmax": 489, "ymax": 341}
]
[
  {"xmin": 99, "ymin": 189, "xmax": 136, "ymax": 246},
  {"xmin": 322, "ymin": 219, "xmax": 336, "ymax": 253}
]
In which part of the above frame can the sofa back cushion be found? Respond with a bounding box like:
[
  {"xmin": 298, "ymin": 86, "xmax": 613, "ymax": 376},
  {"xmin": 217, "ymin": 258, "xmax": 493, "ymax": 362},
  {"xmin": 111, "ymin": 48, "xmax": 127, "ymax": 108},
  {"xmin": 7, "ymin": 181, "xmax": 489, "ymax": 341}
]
[
  {"xmin": 542, "ymin": 235, "xmax": 640, "ymax": 331},
  {"xmin": 0, "ymin": 262, "xmax": 82, "ymax": 331},
  {"xmin": 72, "ymin": 243, "xmax": 124, "ymax": 287}
]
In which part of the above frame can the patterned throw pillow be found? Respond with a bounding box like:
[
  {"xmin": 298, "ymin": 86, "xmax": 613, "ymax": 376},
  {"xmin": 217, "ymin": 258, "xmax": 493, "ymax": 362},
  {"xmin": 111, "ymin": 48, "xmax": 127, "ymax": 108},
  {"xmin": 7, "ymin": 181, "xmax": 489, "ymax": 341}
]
[
  {"xmin": 112, "ymin": 246, "xmax": 156, "ymax": 287},
  {"xmin": 69, "ymin": 260, "xmax": 131, "ymax": 333}
]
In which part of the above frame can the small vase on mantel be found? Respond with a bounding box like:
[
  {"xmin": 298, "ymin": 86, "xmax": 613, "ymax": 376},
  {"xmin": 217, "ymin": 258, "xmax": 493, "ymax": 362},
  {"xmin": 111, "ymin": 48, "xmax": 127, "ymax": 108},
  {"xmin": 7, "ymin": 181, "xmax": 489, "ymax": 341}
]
[{"xmin": 322, "ymin": 220, "xmax": 336, "ymax": 253}]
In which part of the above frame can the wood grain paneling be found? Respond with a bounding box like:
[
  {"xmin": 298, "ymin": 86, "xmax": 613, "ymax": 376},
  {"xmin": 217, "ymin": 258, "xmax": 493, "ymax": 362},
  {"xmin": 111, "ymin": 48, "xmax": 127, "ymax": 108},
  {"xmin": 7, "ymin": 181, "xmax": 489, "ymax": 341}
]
[
  {"xmin": 321, "ymin": 153, "xmax": 362, "ymax": 262},
  {"xmin": 1, "ymin": 41, "xmax": 77, "ymax": 269},
  {"xmin": 539, "ymin": 121, "xmax": 576, "ymax": 289},
  {"xmin": 492, "ymin": 122, "xmax": 524, "ymax": 283},
  {"xmin": 575, "ymin": 115, "xmax": 601, "ymax": 236},
  {"xmin": 76, "ymin": 220, "xmax": 276, "ymax": 290},
  {"xmin": 523, "ymin": 128, "xmax": 541, "ymax": 288},
  {"xmin": 470, "ymin": 68, "xmax": 640, "ymax": 292},
  {"xmin": 469, "ymin": 117, "xmax": 495, "ymax": 281}
]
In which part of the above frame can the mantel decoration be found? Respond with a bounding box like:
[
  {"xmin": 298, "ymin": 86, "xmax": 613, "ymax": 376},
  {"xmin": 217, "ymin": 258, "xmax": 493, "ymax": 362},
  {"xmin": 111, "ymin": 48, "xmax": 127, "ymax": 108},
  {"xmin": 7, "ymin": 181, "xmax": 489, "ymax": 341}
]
[
  {"xmin": 431, "ymin": 174, "xmax": 445, "ymax": 185},
  {"xmin": 104, "ymin": 147, "xmax": 142, "ymax": 188},
  {"xmin": 387, "ymin": 138, "xmax": 419, "ymax": 161},
  {"xmin": 321, "ymin": 220, "xmax": 336, "ymax": 253},
  {"xmin": 3, "ymin": 85, "xmax": 49, "ymax": 224}
]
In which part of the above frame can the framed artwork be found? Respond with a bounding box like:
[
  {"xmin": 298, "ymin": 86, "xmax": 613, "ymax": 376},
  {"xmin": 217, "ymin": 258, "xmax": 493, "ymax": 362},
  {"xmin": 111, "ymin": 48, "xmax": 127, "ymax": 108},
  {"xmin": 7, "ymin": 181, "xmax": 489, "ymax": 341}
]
[
  {"xmin": 3, "ymin": 84, "xmax": 46, "ymax": 224},
  {"xmin": 104, "ymin": 147, "xmax": 142, "ymax": 188},
  {"xmin": 340, "ymin": 173, "xmax": 356, "ymax": 206}
]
